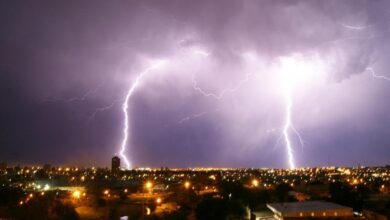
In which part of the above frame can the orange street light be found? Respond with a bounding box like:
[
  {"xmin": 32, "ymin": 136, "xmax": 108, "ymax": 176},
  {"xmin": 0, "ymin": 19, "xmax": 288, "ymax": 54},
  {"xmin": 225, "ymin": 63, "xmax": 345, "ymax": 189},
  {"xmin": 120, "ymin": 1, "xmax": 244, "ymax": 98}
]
[
  {"xmin": 252, "ymin": 179, "xmax": 259, "ymax": 187},
  {"xmin": 72, "ymin": 190, "xmax": 81, "ymax": 199},
  {"xmin": 184, "ymin": 181, "xmax": 190, "ymax": 189}
]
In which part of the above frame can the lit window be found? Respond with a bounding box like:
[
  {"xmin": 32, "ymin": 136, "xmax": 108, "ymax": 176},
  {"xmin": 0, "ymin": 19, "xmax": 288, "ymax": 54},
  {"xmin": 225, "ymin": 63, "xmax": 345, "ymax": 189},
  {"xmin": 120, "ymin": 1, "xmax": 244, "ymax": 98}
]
[
  {"xmin": 299, "ymin": 212, "xmax": 303, "ymax": 217},
  {"xmin": 311, "ymin": 212, "xmax": 315, "ymax": 217}
]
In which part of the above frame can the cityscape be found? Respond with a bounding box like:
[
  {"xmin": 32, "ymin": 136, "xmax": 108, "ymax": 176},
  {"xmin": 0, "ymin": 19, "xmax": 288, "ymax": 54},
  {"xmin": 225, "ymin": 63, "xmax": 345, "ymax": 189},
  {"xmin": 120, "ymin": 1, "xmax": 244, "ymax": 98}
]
[
  {"xmin": 0, "ymin": 158, "xmax": 390, "ymax": 219},
  {"xmin": 2, "ymin": 0, "xmax": 390, "ymax": 219}
]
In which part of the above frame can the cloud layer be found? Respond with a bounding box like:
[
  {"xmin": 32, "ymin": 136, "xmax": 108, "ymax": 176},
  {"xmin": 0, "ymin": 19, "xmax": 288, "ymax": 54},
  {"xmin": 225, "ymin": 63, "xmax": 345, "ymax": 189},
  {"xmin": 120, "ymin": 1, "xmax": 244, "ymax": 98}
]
[{"xmin": 1, "ymin": 0, "xmax": 390, "ymax": 168}]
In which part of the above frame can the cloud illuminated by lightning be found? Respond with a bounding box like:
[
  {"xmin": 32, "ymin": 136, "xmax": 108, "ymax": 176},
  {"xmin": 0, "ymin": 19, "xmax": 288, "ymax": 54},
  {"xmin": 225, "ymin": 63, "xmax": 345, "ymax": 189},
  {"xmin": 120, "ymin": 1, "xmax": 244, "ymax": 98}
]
[
  {"xmin": 178, "ymin": 48, "xmax": 254, "ymax": 124},
  {"xmin": 119, "ymin": 60, "xmax": 169, "ymax": 169},
  {"xmin": 189, "ymin": 48, "xmax": 253, "ymax": 100}
]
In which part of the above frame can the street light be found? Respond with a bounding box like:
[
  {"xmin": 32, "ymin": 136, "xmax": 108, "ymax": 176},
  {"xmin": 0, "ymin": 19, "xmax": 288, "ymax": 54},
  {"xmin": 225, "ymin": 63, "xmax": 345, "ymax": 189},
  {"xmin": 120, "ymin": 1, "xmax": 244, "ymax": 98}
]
[
  {"xmin": 252, "ymin": 179, "xmax": 259, "ymax": 187},
  {"xmin": 72, "ymin": 190, "xmax": 81, "ymax": 199},
  {"xmin": 145, "ymin": 181, "xmax": 153, "ymax": 190},
  {"xmin": 143, "ymin": 181, "xmax": 153, "ymax": 218},
  {"xmin": 184, "ymin": 181, "xmax": 190, "ymax": 189}
]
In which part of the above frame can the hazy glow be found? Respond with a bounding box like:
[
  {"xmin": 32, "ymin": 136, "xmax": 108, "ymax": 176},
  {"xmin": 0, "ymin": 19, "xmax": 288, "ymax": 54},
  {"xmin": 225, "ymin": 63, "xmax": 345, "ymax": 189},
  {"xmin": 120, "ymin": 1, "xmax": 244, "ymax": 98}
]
[
  {"xmin": 72, "ymin": 190, "xmax": 81, "ymax": 199},
  {"xmin": 145, "ymin": 181, "xmax": 153, "ymax": 189}
]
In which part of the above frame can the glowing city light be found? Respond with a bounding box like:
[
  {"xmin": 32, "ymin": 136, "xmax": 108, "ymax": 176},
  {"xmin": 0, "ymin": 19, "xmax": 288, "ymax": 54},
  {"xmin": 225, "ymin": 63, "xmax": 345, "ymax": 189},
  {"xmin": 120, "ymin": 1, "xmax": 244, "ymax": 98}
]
[
  {"xmin": 72, "ymin": 190, "xmax": 81, "ymax": 199},
  {"xmin": 145, "ymin": 181, "xmax": 153, "ymax": 190},
  {"xmin": 43, "ymin": 184, "xmax": 50, "ymax": 191},
  {"xmin": 146, "ymin": 207, "xmax": 151, "ymax": 215},
  {"xmin": 184, "ymin": 181, "xmax": 190, "ymax": 189}
]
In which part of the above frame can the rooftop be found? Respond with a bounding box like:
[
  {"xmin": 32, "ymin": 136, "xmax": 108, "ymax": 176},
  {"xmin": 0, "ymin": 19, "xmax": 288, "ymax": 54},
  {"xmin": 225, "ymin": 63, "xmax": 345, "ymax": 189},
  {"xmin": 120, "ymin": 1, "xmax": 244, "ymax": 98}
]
[{"xmin": 267, "ymin": 201, "xmax": 352, "ymax": 214}]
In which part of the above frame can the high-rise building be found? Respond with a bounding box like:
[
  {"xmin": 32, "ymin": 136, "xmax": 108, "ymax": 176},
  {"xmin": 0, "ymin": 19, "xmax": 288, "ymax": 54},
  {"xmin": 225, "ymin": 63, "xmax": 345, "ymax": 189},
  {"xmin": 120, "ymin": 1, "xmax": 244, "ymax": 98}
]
[{"xmin": 112, "ymin": 156, "xmax": 120, "ymax": 172}]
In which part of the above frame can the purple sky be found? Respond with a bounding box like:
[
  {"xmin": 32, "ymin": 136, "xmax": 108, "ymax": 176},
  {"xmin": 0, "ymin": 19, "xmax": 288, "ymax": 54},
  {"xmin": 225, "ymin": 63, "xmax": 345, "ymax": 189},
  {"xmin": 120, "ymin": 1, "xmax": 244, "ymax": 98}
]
[{"xmin": 1, "ymin": 0, "xmax": 390, "ymax": 168}]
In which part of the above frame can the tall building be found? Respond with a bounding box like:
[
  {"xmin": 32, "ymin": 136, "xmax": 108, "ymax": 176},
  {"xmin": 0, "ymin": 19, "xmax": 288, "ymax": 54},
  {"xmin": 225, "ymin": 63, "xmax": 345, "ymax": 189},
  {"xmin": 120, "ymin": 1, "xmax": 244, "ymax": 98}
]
[{"xmin": 111, "ymin": 156, "xmax": 120, "ymax": 172}]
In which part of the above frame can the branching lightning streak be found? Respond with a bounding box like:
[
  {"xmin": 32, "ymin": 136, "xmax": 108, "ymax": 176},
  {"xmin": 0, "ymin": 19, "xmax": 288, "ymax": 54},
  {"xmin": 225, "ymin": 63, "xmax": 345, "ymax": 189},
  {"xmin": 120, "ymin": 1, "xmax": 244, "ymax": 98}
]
[
  {"xmin": 88, "ymin": 99, "xmax": 122, "ymax": 121},
  {"xmin": 367, "ymin": 67, "xmax": 390, "ymax": 81},
  {"xmin": 42, "ymin": 83, "xmax": 122, "ymax": 121},
  {"xmin": 43, "ymin": 83, "xmax": 103, "ymax": 103},
  {"xmin": 340, "ymin": 23, "xmax": 374, "ymax": 31},
  {"xmin": 191, "ymin": 73, "xmax": 252, "ymax": 100},
  {"xmin": 178, "ymin": 109, "xmax": 220, "ymax": 124},
  {"xmin": 291, "ymin": 125, "xmax": 305, "ymax": 151},
  {"xmin": 119, "ymin": 60, "xmax": 168, "ymax": 169}
]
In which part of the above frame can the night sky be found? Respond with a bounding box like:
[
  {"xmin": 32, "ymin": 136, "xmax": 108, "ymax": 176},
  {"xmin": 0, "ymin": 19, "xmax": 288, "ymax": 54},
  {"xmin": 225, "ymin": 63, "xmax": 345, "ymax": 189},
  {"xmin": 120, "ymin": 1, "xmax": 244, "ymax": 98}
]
[{"xmin": 1, "ymin": 0, "xmax": 390, "ymax": 168}]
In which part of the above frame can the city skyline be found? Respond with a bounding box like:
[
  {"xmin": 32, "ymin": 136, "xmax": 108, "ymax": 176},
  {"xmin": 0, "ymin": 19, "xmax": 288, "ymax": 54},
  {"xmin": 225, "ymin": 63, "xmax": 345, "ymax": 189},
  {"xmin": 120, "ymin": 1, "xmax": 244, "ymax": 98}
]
[{"xmin": 1, "ymin": 1, "xmax": 390, "ymax": 168}]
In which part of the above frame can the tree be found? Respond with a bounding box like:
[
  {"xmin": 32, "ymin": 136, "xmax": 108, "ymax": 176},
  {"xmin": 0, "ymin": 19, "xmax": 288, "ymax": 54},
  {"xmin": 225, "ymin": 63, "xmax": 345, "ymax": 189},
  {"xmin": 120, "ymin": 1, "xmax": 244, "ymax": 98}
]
[
  {"xmin": 51, "ymin": 202, "xmax": 79, "ymax": 220},
  {"xmin": 196, "ymin": 197, "xmax": 228, "ymax": 220},
  {"xmin": 275, "ymin": 183, "xmax": 292, "ymax": 202}
]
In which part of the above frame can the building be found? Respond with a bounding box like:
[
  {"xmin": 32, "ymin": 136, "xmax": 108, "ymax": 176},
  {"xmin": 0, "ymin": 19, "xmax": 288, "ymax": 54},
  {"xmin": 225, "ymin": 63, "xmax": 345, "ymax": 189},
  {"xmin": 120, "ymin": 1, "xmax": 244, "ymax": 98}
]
[
  {"xmin": 251, "ymin": 210, "xmax": 275, "ymax": 220},
  {"xmin": 267, "ymin": 201, "xmax": 353, "ymax": 219},
  {"xmin": 111, "ymin": 156, "xmax": 120, "ymax": 172},
  {"xmin": 43, "ymin": 164, "xmax": 51, "ymax": 171}
]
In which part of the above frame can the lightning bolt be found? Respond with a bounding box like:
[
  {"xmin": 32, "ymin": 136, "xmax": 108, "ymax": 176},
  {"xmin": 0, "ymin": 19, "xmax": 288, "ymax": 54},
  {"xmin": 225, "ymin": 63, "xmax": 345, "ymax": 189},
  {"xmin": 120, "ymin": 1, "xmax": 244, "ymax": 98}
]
[
  {"xmin": 119, "ymin": 60, "xmax": 168, "ymax": 169},
  {"xmin": 278, "ymin": 56, "xmax": 309, "ymax": 169},
  {"xmin": 282, "ymin": 85, "xmax": 296, "ymax": 169}
]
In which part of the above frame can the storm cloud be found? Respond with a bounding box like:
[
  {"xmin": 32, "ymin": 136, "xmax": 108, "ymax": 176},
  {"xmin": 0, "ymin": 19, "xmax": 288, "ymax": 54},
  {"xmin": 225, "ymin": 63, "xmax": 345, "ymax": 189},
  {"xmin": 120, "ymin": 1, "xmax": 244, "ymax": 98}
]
[{"xmin": 1, "ymin": 0, "xmax": 390, "ymax": 168}]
